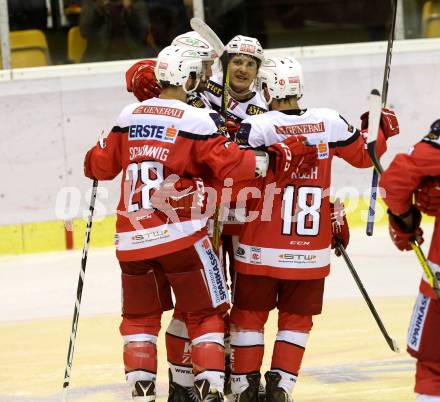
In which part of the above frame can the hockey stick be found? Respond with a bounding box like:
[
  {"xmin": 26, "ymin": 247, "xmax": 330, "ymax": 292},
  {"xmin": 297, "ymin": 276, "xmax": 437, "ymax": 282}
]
[
  {"xmin": 366, "ymin": 0, "xmax": 398, "ymax": 236},
  {"xmin": 61, "ymin": 178, "xmax": 98, "ymax": 401},
  {"xmin": 335, "ymin": 239, "xmax": 400, "ymax": 353},
  {"xmin": 365, "ymin": 95, "xmax": 440, "ymax": 300},
  {"xmin": 61, "ymin": 132, "xmax": 105, "ymax": 401},
  {"xmin": 190, "ymin": 17, "xmax": 229, "ymax": 250}
]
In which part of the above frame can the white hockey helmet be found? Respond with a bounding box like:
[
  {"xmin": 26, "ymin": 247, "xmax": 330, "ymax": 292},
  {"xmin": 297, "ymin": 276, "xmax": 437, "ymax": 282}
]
[
  {"xmin": 154, "ymin": 45, "xmax": 203, "ymax": 93},
  {"xmin": 226, "ymin": 35, "xmax": 264, "ymax": 64},
  {"xmin": 257, "ymin": 57, "xmax": 304, "ymax": 104},
  {"xmin": 171, "ymin": 31, "xmax": 217, "ymax": 61}
]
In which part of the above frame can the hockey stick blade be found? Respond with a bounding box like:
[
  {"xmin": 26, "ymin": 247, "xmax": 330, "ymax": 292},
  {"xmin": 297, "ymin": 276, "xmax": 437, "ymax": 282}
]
[
  {"xmin": 336, "ymin": 240, "xmax": 400, "ymax": 353},
  {"xmin": 190, "ymin": 17, "xmax": 225, "ymax": 57},
  {"xmin": 366, "ymin": 89, "xmax": 383, "ymax": 236}
]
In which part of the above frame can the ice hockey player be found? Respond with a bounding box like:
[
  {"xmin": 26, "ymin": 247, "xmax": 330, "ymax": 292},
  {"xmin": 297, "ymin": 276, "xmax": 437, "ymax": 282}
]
[
  {"xmin": 126, "ymin": 31, "xmax": 226, "ymax": 402},
  {"xmin": 84, "ymin": 46, "xmax": 318, "ymax": 402},
  {"xmin": 124, "ymin": 32, "xmax": 266, "ymax": 402},
  {"xmin": 380, "ymin": 119, "xmax": 440, "ymax": 402},
  {"xmin": 228, "ymin": 56, "xmax": 400, "ymax": 402}
]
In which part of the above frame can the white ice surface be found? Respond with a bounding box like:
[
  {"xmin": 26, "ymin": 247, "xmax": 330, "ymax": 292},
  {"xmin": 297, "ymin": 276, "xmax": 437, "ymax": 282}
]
[{"xmin": 0, "ymin": 226, "xmax": 431, "ymax": 323}]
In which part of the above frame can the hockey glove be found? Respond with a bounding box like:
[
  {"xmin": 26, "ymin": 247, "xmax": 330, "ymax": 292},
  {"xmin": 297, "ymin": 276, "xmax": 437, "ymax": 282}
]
[
  {"xmin": 388, "ymin": 206, "xmax": 424, "ymax": 251},
  {"xmin": 84, "ymin": 147, "xmax": 96, "ymax": 180},
  {"xmin": 360, "ymin": 107, "xmax": 400, "ymax": 139},
  {"xmin": 126, "ymin": 59, "xmax": 161, "ymax": 102},
  {"xmin": 150, "ymin": 175, "xmax": 206, "ymax": 222},
  {"xmin": 415, "ymin": 176, "xmax": 440, "ymax": 217},
  {"xmin": 330, "ymin": 199, "xmax": 350, "ymax": 257},
  {"xmin": 268, "ymin": 135, "xmax": 318, "ymax": 175}
]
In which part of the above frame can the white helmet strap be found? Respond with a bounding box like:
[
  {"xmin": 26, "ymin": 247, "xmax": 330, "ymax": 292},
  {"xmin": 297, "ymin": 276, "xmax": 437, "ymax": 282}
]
[{"xmin": 182, "ymin": 75, "xmax": 200, "ymax": 94}]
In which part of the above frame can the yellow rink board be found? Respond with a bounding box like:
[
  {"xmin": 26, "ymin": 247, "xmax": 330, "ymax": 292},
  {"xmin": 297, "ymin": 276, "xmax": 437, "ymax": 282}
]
[{"xmin": 0, "ymin": 297, "xmax": 417, "ymax": 402}]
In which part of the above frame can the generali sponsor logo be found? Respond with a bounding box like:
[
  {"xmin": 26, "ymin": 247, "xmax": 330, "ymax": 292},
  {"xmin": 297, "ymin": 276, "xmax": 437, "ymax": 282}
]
[
  {"xmin": 133, "ymin": 105, "xmax": 184, "ymax": 118},
  {"xmin": 275, "ymin": 122, "xmax": 325, "ymax": 135},
  {"xmin": 240, "ymin": 43, "xmax": 256, "ymax": 54}
]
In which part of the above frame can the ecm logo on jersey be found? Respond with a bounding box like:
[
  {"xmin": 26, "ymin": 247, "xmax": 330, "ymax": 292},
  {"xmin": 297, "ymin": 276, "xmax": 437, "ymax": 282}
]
[{"xmin": 128, "ymin": 124, "xmax": 178, "ymax": 143}]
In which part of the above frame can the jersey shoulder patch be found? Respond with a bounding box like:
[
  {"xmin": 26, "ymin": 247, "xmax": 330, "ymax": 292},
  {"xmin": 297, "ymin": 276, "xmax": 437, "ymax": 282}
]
[
  {"xmin": 206, "ymin": 80, "xmax": 223, "ymax": 98},
  {"xmin": 421, "ymin": 131, "xmax": 440, "ymax": 149},
  {"xmin": 187, "ymin": 94, "xmax": 207, "ymax": 109},
  {"xmin": 246, "ymin": 103, "xmax": 267, "ymax": 116}
]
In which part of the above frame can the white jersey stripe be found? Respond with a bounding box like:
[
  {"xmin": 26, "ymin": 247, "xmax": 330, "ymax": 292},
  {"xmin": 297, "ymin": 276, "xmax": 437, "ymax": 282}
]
[
  {"xmin": 115, "ymin": 218, "xmax": 208, "ymax": 251},
  {"xmin": 235, "ymin": 242, "xmax": 331, "ymax": 269}
]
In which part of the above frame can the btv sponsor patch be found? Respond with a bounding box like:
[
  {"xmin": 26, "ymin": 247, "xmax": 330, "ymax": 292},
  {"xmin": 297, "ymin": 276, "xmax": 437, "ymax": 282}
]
[
  {"xmin": 194, "ymin": 237, "xmax": 229, "ymax": 307},
  {"xmin": 407, "ymin": 293, "xmax": 430, "ymax": 352}
]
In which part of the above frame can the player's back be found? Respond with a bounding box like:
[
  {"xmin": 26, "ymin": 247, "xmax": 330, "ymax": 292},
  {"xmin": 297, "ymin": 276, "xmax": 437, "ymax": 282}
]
[{"xmin": 234, "ymin": 107, "xmax": 357, "ymax": 280}]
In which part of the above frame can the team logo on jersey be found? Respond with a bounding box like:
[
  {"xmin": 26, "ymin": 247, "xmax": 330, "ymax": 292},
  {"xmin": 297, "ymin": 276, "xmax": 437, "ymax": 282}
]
[
  {"xmin": 188, "ymin": 96, "xmax": 206, "ymax": 109},
  {"xmin": 207, "ymin": 80, "xmax": 223, "ymax": 97},
  {"xmin": 422, "ymin": 131, "xmax": 440, "ymax": 149},
  {"xmin": 246, "ymin": 104, "xmax": 266, "ymax": 116},
  {"xmin": 317, "ymin": 140, "xmax": 329, "ymax": 159},
  {"xmin": 275, "ymin": 122, "xmax": 325, "ymax": 135},
  {"xmin": 250, "ymin": 247, "xmax": 262, "ymax": 264},
  {"xmin": 128, "ymin": 124, "xmax": 179, "ymax": 143}
]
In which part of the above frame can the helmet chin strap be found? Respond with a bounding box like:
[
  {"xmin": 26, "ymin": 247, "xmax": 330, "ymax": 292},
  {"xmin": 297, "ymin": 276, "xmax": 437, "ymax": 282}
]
[
  {"xmin": 183, "ymin": 77, "xmax": 200, "ymax": 94},
  {"xmin": 229, "ymin": 85, "xmax": 253, "ymax": 100}
]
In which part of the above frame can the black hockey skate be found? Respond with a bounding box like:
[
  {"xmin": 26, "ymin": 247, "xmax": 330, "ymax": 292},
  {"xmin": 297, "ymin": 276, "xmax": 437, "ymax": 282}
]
[
  {"xmin": 233, "ymin": 372, "xmax": 261, "ymax": 402},
  {"xmin": 194, "ymin": 379, "xmax": 224, "ymax": 402},
  {"xmin": 168, "ymin": 380, "xmax": 199, "ymax": 402},
  {"xmin": 168, "ymin": 369, "xmax": 198, "ymax": 402},
  {"xmin": 132, "ymin": 380, "xmax": 155, "ymax": 401},
  {"xmin": 264, "ymin": 372, "xmax": 292, "ymax": 402}
]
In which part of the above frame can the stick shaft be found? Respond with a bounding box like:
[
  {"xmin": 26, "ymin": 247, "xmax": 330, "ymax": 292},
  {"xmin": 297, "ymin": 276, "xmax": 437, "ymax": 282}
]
[
  {"xmin": 366, "ymin": 0, "xmax": 398, "ymax": 235},
  {"xmin": 61, "ymin": 179, "xmax": 98, "ymax": 399},
  {"xmin": 336, "ymin": 240, "xmax": 399, "ymax": 352}
]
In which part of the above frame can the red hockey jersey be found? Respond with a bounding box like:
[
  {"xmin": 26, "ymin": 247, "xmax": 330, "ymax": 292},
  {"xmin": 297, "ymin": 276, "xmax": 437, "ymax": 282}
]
[
  {"xmin": 85, "ymin": 98, "xmax": 258, "ymax": 261},
  {"xmin": 233, "ymin": 108, "xmax": 388, "ymax": 280},
  {"xmin": 380, "ymin": 133, "xmax": 440, "ymax": 299}
]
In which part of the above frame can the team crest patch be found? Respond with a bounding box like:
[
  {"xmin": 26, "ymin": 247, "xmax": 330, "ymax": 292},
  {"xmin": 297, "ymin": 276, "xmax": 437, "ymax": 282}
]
[
  {"xmin": 246, "ymin": 104, "xmax": 267, "ymax": 116},
  {"xmin": 206, "ymin": 80, "xmax": 223, "ymax": 97},
  {"xmin": 422, "ymin": 131, "xmax": 440, "ymax": 149}
]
